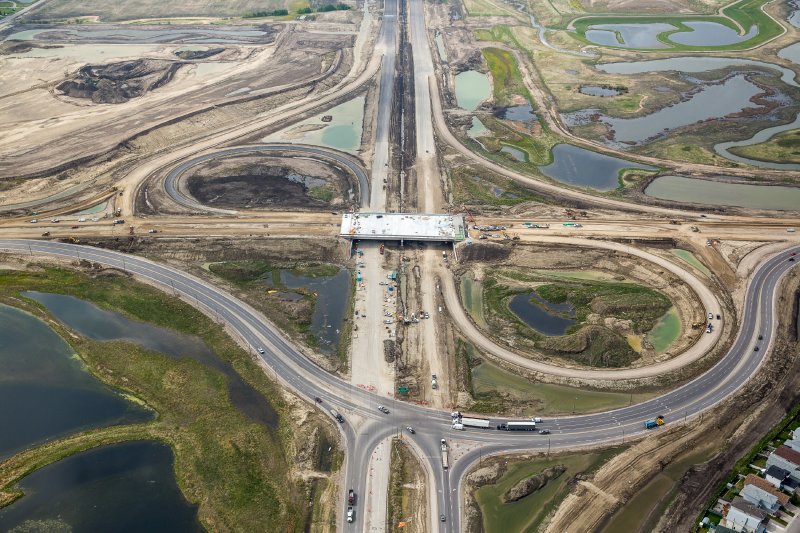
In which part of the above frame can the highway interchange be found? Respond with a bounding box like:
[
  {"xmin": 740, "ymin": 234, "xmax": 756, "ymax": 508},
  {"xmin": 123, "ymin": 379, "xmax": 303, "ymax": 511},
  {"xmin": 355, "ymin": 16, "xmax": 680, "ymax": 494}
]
[{"xmin": 2, "ymin": 0, "xmax": 800, "ymax": 530}]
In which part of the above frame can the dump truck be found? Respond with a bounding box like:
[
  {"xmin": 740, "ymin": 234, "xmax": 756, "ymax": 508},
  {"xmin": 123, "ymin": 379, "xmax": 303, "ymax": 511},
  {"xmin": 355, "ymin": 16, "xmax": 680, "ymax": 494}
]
[
  {"xmin": 441, "ymin": 439, "xmax": 449, "ymax": 469},
  {"xmin": 644, "ymin": 415, "xmax": 665, "ymax": 429}
]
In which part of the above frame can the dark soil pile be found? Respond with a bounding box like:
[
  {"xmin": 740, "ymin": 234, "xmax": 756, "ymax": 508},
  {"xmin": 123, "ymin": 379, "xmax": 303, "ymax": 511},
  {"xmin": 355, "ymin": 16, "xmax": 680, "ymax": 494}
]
[
  {"xmin": 503, "ymin": 465, "xmax": 566, "ymax": 503},
  {"xmin": 174, "ymin": 48, "xmax": 224, "ymax": 60},
  {"xmin": 56, "ymin": 59, "xmax": 182, "ymax": 104}
]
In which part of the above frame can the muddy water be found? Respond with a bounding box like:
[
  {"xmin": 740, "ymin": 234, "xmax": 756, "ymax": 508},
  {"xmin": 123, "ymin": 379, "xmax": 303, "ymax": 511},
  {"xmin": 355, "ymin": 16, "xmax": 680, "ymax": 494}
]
[
  {"xmin": 714, "ymin": 113, "xmax": 800, "ymax": 171},
  {"xmin": 24, "ymin": 292, "xmax": 279, "ymax": 428},
  {"xmin": 647, "ymin": 307, "xmax": 680, "ymax": 353},
  {"xmin": 645, "ymin": 175, "xmax": 800, "ymax": 210},
  {"xmin": 264, "ymin": 95, "xmax": 365, "ymax": 153},
  {"xmin": 508, "ymin": 291, "xmax": 576, "ymax": 336},
  {"xmin": 467, "ymin": 116, "xmax": 490, "ymax": 138},
  {"xmin": 455, "ymin": 70, "xmax": 492, "ymax": 110},
  {"xmin": 0, "ymin": 304, "xmax": 150, "ymax": 459},
  {"xmin": 538, "ymin": 144, "xmax": 656, "ymax": 191},
  {"xmin": 495, "ymin": 104, "xmax": 536, "ymax": 124},
  {"xmin": 7, "ymin": 43, "xmax": 163, "ymax": 61},
  {"xmin": 0, "ymin": 441, "xmax": 201, "ymax": 532},
  {"xmin": 279, "ymin": 269, "xmax": 350, "ymax": 354}
]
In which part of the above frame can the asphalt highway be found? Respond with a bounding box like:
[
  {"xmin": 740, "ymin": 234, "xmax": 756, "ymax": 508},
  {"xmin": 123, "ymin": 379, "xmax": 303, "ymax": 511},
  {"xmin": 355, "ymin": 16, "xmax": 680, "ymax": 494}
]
[
  {"xmin": 162, "ymin": 143, "xmax": 370, "ymax": 212},
  {"xmin": 0, "ymin": 239, "xmax": 796, "ymax": 531}
]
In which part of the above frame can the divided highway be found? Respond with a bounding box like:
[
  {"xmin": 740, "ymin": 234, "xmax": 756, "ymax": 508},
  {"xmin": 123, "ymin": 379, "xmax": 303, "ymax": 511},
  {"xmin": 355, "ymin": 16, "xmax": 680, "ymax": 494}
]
[{"xmin": 0, "ymin": 239, "xmax": 796, "ymax": 532}]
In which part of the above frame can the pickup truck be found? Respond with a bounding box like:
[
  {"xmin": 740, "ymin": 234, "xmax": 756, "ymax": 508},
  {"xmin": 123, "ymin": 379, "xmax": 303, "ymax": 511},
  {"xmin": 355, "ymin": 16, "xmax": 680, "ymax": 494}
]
[{"xmin": 346, "ymin": 506, "xmax": 354, "ymax": 523}]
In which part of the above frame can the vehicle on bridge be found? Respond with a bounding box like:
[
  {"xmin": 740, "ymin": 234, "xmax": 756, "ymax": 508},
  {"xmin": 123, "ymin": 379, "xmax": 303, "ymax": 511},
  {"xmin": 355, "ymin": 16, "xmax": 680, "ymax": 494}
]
[{"xmin": 644, "ymin": 416, "xmax": 665, "ymax": 429}]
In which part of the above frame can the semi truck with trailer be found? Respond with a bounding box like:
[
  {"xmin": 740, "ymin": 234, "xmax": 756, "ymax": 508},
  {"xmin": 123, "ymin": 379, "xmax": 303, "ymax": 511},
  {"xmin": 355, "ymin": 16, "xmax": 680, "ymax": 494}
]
[
  {"xmin": 330, "ymin": 408, "xmax": 344, "ymax": 423},
  {"xmin": 460, "ymin": 417, "xmax": 491, "ymax": 429},
  {"xmin": 503, "ymin": 421, "xmax": 538, "ymax": 431},
  {"xmin": 441, "ymin": 439, "xmax": 449, "ymax": 469}
]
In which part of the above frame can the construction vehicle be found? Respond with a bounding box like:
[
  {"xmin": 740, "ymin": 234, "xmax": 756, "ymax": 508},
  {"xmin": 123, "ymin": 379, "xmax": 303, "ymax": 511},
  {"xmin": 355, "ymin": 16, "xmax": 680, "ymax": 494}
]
[
  {"xmin": 379, "ymin": 243, "xmax": 385, "ymax": 255},
  {"xmin": 644, "ymin": 415, "xmax": 665, "ymax": 429},
  {"xmin": 441, "ymin": 439, "xmax": 449, "ymax": 469},
  {"xmin": 129, "ymin": 226, "xmax": 135, "ymax": 235},
  {"xmin": 41, "ymin": 231, "xmax": 50, "ymax": 237}
]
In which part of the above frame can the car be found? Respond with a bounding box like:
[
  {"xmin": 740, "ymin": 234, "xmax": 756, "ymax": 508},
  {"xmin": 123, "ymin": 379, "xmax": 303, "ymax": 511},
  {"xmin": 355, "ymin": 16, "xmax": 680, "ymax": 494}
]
[
  {"xmin": 348, "ymin": 489, "xmax": 355, "ymax": 505},
  {"xmin": 440, "ymin": 515, "xmax": 446, "ymax": 522},
  {"xmin": 791, "ymin": 258, "xmax": 796, "ymax": 262},
  {"xmin": 315, "ymin": 397, "xmax": 322, "ymax": 403},
  {"xmin": 716, "ymin": 314, "xmax": 721, "ymax": 320},
  {"xmin": 41, "ymin": 231, "xmax": 50, "ymax": 237},
  {"xmin": 539, "ymin": 429, "xmax": 551, "ymax": 435},
  {"xmin": 754, "ymin": 346, "xmax": 760, "ymax": 352},
  {"xmin": 758, "ymin": 334, "xmax": 764, "ymax": 340},
  {"xmin": 383, "ymin": 319, "xmax": 393, "ymax": 324},
  {"xmin": 531, "ymin": 417, "xmax": 543, "ymax": 423},
  {"xmin": 706, "ymin": 240, "xmax": 712, "ymax": 246},
  {"xmin": 791, "ymin": 252, "xmax": 797, "ymax": 256},
  {"xmin": 257, "ymin": 347, "xmax": 265, "ymax": 355},
  {"xmin": 346, "ymin": 506, "xmax": 354, "ymax": 523},
  {"xmin": 30, "ymin": 219, "xmax": 38, "ymax": 223},
  {"xmin": 51, "ymin": 219, "xmax": 60, "ymax": 223},
  {"xmin": 378, "ymin": 405, "xmax": 389, "ymax": 413},
  {"xmin": 406, "ymin": 426, "xmax": 415, "ymax": 434},
  {"xmin": 148, "ymin": 229, "xmax": 158, "ymax": 234},
  {"xmin": 91, "ymin": 217, "xmax": 100, "ymax": 222},
  {"xmin": 71, "ymin": 225, "xmax": 79, "ymax": 229},
  {"xmin": 708, "ymin": 312, "xmax": 714, "ymax": 320}
]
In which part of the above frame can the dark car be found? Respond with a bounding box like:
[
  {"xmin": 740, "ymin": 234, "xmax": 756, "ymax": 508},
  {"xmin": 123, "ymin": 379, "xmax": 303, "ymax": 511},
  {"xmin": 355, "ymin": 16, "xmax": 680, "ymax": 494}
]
[
  {"xmin": 754, "ymin": 346, "xmax": 760, "ymax": 352},
  {"xmin": 758, "ymin": 335, "xmax": 763, "ymax": 340},
  {"xmin": 539, "ymin": 429, "xmax": 551, "ymax": 435},
  {"xmin": 440, "ymin": 515, "xmax": 446, "ymax": 522}
]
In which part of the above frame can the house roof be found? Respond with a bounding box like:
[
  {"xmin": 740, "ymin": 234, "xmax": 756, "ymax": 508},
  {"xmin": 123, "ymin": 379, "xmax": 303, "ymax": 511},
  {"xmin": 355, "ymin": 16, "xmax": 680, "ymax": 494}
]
[
  {"xmin": 730, "ymin": 496, "xmax": 767, "ymax": 520},
  {"xmin": 765, "ymin": 465, "xmax": 790, "ymax": 480},
  {"xmin": 774, "ymin": 445, "xmax": 800, "ymax": 467},
  {"xmin": 743, "ymin": 474, "xmax": 790, "ymax": 505}
]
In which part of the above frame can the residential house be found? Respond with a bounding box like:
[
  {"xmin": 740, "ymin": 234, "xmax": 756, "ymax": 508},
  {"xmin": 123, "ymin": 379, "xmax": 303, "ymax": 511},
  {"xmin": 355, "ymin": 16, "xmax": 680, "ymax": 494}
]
[
  {"xmin": 740, "ymin": 474, "xmax": 789, "ymax": 514},
  {"xmin": 785, "ymin": 438, "xmax": 800, "ymax": 453},
  {"xmin": 766, "ymin": 445, "xmax": 800, "ymax": 483},
  {"xmin": 724, "ymin": 496, "xmax": 767, "ymax": 533},
  {"xmin": 765, "ymin": 465, "xmax": 789, "ymax": 490}
]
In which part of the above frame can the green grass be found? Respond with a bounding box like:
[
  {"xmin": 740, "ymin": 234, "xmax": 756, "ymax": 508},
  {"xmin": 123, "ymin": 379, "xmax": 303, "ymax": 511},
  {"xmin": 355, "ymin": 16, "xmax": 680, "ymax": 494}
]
[
  {"xmin": 482, "ymin": 47, "xmax": 531, "ymax": 106},
  {"xmin": 0, "ymin": 267, "xmax": 308, "ymax": 530},
  {"xmin": 449, "ymin": 164, "xmax": 545, "ymax": 206},
  {"xmin": 729, "ymin": 129, "xmax": 800, "ymax": 165},
  {"xmin": 474, "ymin": 449, "xmax": 621, "ymax": 532},
  {"xmin": 569, "ymin": 0, "xmax": 784, "ymax": 52},
  {"xmin": 469, "ymin": 357, "xmax": 654, "ymax": 415},
  {"xmin": 671, "ymin": 249, "xmax": 712, "ymax": 277}
]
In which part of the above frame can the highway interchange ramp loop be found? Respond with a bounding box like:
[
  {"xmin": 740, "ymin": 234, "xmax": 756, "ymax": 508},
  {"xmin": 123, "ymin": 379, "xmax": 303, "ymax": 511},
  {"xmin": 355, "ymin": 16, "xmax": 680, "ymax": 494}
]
[{"xmin": 161, "ymin": 143, "xmax": 370, "ymax": 213}]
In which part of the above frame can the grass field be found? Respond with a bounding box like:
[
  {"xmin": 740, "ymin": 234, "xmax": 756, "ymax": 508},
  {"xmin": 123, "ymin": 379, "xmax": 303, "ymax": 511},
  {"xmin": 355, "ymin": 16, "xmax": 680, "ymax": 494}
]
[
  {"xmin": 469, "ymin": 357, "xmax": 654, "ymax": 415},
  {"xmin": 25, "ymin": 0, "xmax": 306, "ymax": 21},
  {"xmin": 474, "ymin": 449, "xmax": 621, "ymax": 532},
  {"xmin": 728, "ymin": 129, "xmax": 800, "ymax": 165},
  {"xmin": 449, "ymin": 164, "xmax": 545, "ymax": 206},
  {"xmin": 482, "ymin": 47, "xmax": 531, "ymax": 107},
  {"xmin": 0, "ymin": 267, "xmax": 317, "ymax": 530}
]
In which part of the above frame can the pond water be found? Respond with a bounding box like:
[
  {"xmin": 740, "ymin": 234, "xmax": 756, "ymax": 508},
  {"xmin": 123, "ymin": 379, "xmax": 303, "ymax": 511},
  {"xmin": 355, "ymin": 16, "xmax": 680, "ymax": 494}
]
[
  {"xmin": 0, "ymin": 441, "xmax": 202, "ymax": 532},
  {"xmin": 667, "ymin": 21, "xmax": 757, "ymax": 46},
  {"xmin": 435, "ymin": 32, "xmax": 447, "ymax": 62},
  {"xmin": 597, "ymin": 75, "xmax": 763, "ymax": 144},
  {"xmin": 671, "ymin": 249, "xmax": 712, "ymax": 277},
  {"xmin": 645, "ymin": 175, "xmax": 800, "ymax": 210},
  {"xmin": 597, "ymin": 56, "xmax": 799, "ymax": 88},
  {"xmin": 647, "ymin": 307, "xmax": 680, "ymax": 353},
  {"xmin": 779, "ymin": 42, "xmax": 800, "ymax": 65},
  {"xmin": 73, "ymin": 199, "xmax": 111, "ymax": 216},
  {"xmin": 455, "ymin": 70, "xmax": 492, "ymax": 111},
  {"xmin": 579, "ymin": 85, "xmax": 623, "ymax": 97},
  {"xmin": 494, "ymin": 104, "xmax": 537, "ymax": 124},
  {"xmin": 467, "ymin": 116, "xmax": 490, "ymax": 138},
  {"xmin": 263, "ymin": 95, "xmax": 364, "ymax": 154},
  {"xmin": 508, "ymin": 291, "xmax": 576, "ymax": 336},
  {"xmin": 24, "ymin": 292, "xmax": 278, "ymax": 428},
  {"xmin": 279, "ymin": 269, "xmax": 350, "ymax": 354},
  {"xmin": 501, "ymin": 145, "xmax": 527, "ymax": 161},
  {"xmin": 538, "ymin": 144, "xmax": 656, "ymax": 191},
  {"xmin": 7, "ymin": 26, "xmax": 269, "ymax": 44},
  {"xmin": 585, "ymin": 23, "xmax": 674, "ymax": 49},
  {"xmin": 789, "ymin": 0, "xmax": 800, "ymax": 28},
  {"xmin": 0, "ymin": 304, "xmax": 150, "ymax": 459}
]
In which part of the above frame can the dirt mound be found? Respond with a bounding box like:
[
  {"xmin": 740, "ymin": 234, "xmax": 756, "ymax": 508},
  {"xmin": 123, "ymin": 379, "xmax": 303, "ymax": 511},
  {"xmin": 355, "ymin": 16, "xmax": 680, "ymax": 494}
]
[
  {"xmin": 174, "ymin": 48, "xmax": 225, "ymax": 60},
  {"xmin": 503, "ymin": 465, "xmax": 566, "ymax": 503},
  {"xmin": 538, "ymin": 325, "xmax": 638, "ymax": 367},
  {"xmin": 460, "ymin": 242, "xmax": 511, "ymax": 263},
  {"xmin": 56, "ymin": 59, "xmax": 182, "ymax": 104},
  {"xmin": 0, "ymin": 40, "xmax": 62, "ymax": 55}
]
